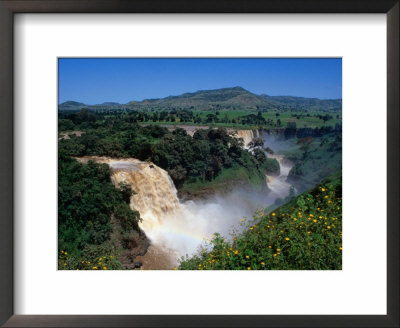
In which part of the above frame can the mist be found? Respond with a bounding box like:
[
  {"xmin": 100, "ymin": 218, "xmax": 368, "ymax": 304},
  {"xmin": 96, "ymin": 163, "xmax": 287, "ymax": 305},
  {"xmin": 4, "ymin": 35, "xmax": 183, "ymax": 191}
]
[
  {"xmin": 145, "ymin": 186, "xmax": 288, "ymax": 259},
  {"xmin": 261, "ymin": 132, "xmax": 297, "ymax": 153},
  {"xmin": 76, "ymin": 146, "xmax": 295, "ymax": 267}
]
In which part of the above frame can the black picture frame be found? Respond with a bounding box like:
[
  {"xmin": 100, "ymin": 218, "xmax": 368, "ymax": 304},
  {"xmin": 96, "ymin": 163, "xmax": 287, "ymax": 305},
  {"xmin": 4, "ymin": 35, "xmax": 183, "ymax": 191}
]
[{"xmin": 0, "ymin": 1, "xmax": 398, "ymax": 327}]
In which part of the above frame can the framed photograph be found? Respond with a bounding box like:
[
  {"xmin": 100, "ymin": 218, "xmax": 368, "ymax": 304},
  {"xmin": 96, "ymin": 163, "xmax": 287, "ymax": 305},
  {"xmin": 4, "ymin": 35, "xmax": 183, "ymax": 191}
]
[{"xmin": 0, "ymin": 0, "xmax": 398, "ymax": 327}]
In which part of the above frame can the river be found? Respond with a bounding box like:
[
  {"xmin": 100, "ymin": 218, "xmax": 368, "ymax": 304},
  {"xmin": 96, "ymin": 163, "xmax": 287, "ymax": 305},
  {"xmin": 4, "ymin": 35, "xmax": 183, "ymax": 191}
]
[{"xmin": 75, "ymin": 129, "xmax": 295, "ymax": 269}]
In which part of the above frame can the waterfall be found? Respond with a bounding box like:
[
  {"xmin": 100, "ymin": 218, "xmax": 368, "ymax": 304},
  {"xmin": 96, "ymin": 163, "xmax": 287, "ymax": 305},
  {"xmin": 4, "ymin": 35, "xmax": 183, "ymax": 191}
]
[
  {"xmin": 75, "ymin": 152, "xmax": 293, "ymax": 269},
  {"xmin": 75, "ymin": 156, "xmax": 252, "ymax": 268},
  {"xmin": 232, "ymin": 129, "xmax": 258, "ymax": 148},
  {"xmin": 265, "ymin": 154, "xmax": 294, "ymax": 199},
  {"xmin": 75, "ymin": 157, "xmax": 181, "ymax": 232},
  {"xmin": 110, "ymin": 160, "xmax": 181, "ymax": 232},
  {"xmin": 231, "ymin": 129, "xmax": 294, "ymax": 198}
]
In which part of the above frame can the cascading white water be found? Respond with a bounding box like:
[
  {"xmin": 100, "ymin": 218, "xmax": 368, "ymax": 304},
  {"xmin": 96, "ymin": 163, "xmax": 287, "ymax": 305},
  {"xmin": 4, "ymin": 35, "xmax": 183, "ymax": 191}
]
[
  {"xmin": 75, "ymin": 157, "xmax": 181, "ymax": 231},
  {"xmin": 233, "ymin": 130, "xmax": 256, "ymax": 148},
  {"xmin": 231, "ymin": 129, "xmax": 294, "ymax": 199},
  {"xmin": 265, "ymin": 154, "xmax": 294, "ymax": 199},
  {"xmin": 75, "ymin": 156, "xmax": 253, "ymax": 268},
  {"xmin": 75, "ymin": 133, "xmax": 294, "ymax": 269},
  {"xmin": 109, "ymin": 160, "xmax": 181, "ymax": 232}
]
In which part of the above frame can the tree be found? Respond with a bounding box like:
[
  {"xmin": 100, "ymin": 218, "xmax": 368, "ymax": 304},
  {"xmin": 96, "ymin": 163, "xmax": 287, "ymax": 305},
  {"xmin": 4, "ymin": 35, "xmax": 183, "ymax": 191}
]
[
  {"xmin": 118, "ymin": 181, "xmax": 133, "ymax": 204},
  {"xmin": 252, "ymin": 148, "xmax": 266, "ymax": 164},
  {"xmin": 248, "ymin": 137, "xmax": 264, "ymax": 149}
]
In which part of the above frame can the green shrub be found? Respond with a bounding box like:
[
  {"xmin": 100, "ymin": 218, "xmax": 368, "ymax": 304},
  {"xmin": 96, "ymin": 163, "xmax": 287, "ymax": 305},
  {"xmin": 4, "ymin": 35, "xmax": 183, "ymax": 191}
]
[
  {"xmin": 58, "ymin": 155, "xmax": 141, "ymax": 269},
  {"xmin": 58, "ymin": 245, "xmax": 123, "ymax": 270},
  {"xmin": 178, "ymin": 173, "xmax": 342, "ymax": 270}
]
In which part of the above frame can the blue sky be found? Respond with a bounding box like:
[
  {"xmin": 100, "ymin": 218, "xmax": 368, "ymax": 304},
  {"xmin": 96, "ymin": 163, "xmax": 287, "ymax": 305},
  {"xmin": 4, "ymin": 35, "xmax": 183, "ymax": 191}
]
[{"xmin": 58, "ymin": 58, "xmax": 342, "ymax": 104}]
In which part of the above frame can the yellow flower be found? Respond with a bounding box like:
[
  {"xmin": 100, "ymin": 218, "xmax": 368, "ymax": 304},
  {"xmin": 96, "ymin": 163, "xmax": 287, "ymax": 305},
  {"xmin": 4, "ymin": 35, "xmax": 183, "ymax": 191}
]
[
  {"xmin": 272, "ymin": 212, "xmax": 276, "ymax": 216},
  {"xmin": 246, "ymin": 255, "xmax": 250, "ymax": 259},
  {"xmin": 276, "ymin": 248, "xmax": 280, "ymax": 252},
  {"xmin": 273, "ymin": 254, "xmax": 277, "ymax": 257},
  {"xmin": 324, "ymin": 195, "xmax": 329, "ymax": 199},
  {"xmin": 261, "ymin": 262, "xmax": 265, "ymax": 265},
  {"xmin": 268, "ymin": 246, "xmax": 272, "ymax": 249},
  {"xmin": 327, "ymin": 226, "xmax": 331, "ymax": 229},
  {"xmin": 307, "ymin": 231, "xmax": 311, "ymax": 235},
  {"xmin": 339, "ymin": 247, "xmax": 342, "ymax": 251},
  {"xmin": 65, "ymin": 252, "xmax": 68, "ymax": 255},
  {"xmin": 321, "ymin": 188, "xmax": 326, "ymax": 192},
  {"xmin": 103, "ymin": 266, "xmax": 107, "ymax": 270},
  {"xmin": 313, "ymin": 219, "xmax": 317, "ymax": 223},
  {"xmin": 234, "ymin": 250, "xmax": 239, "ymax": 255},
  {"xmin": 240, "ymin": 219, "xmax": 245, "ymax": 222},
  {"xmin": 247, "ymin": 267, "xmax": 251, "ymax": 270},
  {"xmin": 92, "ymin": 266, "xmax": 97, "ymax": 270},
  {"xmin": 285, "ymin": 237, "xmax": 290, "ymax": 241},
  {"xmin": 250, "ymin": 227, "xmax": 253, "ymax": 230}
]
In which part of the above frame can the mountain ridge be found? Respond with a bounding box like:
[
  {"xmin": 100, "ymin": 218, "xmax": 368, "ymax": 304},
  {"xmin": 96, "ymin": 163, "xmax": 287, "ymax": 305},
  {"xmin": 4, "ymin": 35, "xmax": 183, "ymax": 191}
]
[{"xmin": 59, "ymin": 87, "xmax": 342, "ymax": 112}]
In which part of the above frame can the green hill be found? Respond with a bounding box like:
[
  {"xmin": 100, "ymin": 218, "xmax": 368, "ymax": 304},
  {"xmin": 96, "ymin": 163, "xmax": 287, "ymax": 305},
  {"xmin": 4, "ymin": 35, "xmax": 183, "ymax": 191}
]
[
  {"xmin": 261, "ymin": 95, "xmax": 342, "ymax": 111},
  {"xmin": 59, "ymin": 101, "xmax": 87, "ymax": 110},
  {"xmin": 178, "ymin": 172, "xmax": 342, "ymax": 270},
  {"xmin": 58, "ymin": 87, "xmax": 342, "ymax": 112}
]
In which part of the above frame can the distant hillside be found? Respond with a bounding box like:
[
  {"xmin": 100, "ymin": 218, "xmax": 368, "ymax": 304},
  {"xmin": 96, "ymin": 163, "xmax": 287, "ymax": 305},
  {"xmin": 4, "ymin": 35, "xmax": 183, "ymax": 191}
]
[
  {"xmin": 58, "ymin": 87, "xmax": 342, "ymax": 112},
  {"xmin": 260, "ymin": 95, "xmax": 342, "ymax": 112},
  {"xmin": 58, "ymin": 101, "xmax": 124, "ymax": 111},
  {"xmin": 59, "ymin": 101, "xmax": 87, "ymax": 110}
]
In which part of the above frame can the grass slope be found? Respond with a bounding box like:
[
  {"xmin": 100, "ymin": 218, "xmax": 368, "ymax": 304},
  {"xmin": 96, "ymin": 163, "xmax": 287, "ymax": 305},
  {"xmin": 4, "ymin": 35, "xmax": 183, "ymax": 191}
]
[
  {"xmin": 178, "ymin": 172, "xmax": 342, "ymax": 270},
  {"xmin": 180, "ymin": 164, "xmax": 267, "ymax": 199}
]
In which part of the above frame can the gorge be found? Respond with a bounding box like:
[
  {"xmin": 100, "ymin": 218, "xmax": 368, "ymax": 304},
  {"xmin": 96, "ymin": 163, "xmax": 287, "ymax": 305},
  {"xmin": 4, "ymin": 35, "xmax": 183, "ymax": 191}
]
[{"xmin": 75, "ymin": 130, "xmax": 295, "ymax": 269}]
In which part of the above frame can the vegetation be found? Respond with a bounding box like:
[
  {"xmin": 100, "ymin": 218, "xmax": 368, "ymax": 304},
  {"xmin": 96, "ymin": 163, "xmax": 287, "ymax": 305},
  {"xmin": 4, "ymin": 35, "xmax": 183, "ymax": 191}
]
[
  {"xmin": 58, "ymin": 113, "xmax": 276, "ymax": 193},
  {"xmin": 59, "ymin": 87, "xmax": 342, "ymax": 112},
  {"xmin": 58, "ymin": 153, "xmax": 142, "ymax": 270},
  {"xmin": 178, "ymin": 173, "xmax": 342, "ymax": 270},
  {"xmin": 285, "ymin": 134, "xmax": 342, "ymax": 191},
  {"xmin": 58, "ymin": 87, "xmax": 342, "ymax": 270},
  {"xmin": 59, "ymin": 108, "xmax": 341, "ymax": 130}
]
